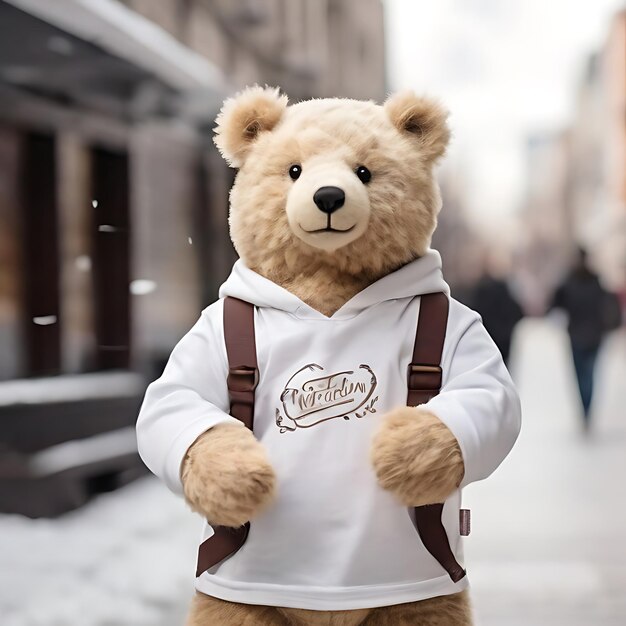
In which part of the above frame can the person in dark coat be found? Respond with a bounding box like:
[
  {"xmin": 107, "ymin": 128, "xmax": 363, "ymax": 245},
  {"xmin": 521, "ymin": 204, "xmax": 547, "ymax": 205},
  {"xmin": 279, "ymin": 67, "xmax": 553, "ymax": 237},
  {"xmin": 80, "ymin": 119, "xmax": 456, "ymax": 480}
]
[
  {"xmin": 471, "ymin": 273, "xmax": 523, "ymax": 366},
  {"xmin": 551, "ymin": 248, "xmax": 620, "ymax": 429}
]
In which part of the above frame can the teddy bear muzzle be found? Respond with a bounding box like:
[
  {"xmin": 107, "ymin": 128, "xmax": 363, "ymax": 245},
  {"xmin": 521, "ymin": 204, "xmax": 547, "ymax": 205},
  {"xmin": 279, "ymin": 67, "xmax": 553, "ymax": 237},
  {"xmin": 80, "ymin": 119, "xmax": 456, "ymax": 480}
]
[{"xmin": 286, "ymin": 163, "xmax": 371, "ymax": 251}]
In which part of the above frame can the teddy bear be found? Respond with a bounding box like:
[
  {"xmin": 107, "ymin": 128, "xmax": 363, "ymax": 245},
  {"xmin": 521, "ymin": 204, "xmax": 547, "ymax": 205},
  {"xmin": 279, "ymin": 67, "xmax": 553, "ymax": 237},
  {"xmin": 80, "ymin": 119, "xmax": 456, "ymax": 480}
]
[{"xmin": 136, "ymin": 86, "xmax": 521, "ymax": 626}]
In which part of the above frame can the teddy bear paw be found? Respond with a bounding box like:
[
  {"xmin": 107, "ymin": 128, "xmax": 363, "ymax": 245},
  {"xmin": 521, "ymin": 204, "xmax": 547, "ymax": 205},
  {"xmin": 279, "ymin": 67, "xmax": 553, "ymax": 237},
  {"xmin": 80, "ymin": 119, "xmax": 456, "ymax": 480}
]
[
  {"xmin": 371, "ymin": 406, "xmax": 464, "ymax": 507},
  {"xmin": 181, "ymin": 423, "xmax": 276, "ymax": 527}
]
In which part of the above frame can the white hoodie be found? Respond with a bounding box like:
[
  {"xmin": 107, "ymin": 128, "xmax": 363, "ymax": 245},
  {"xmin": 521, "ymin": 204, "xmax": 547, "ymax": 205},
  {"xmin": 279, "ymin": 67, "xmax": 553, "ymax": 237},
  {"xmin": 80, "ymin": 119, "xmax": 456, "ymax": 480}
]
[{"xmin": 136, "ymin": 250, "xmax": 521, "ymax": 611}]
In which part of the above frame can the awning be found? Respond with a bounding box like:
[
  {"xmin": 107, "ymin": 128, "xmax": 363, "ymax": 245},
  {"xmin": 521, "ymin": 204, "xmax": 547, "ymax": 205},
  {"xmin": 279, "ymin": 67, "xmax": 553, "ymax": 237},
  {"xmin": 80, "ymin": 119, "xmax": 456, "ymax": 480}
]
[{"xmin": 0, "ymin": 0, "xmax": 228, "ymax": 120}]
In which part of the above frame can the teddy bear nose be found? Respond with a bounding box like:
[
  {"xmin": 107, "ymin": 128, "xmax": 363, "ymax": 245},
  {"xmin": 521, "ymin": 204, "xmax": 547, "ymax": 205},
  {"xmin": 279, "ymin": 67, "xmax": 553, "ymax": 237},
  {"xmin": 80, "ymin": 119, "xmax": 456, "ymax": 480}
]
[{"xmin": 313, "ymin": 186, "xmax": 345, "ymax": 214}]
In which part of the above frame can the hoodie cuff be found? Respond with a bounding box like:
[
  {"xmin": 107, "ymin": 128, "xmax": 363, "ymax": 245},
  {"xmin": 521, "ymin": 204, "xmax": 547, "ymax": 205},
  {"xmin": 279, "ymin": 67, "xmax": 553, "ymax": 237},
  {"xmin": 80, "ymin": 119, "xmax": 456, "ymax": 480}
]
[
  {"xmin": 422, "ymin": 395, "xmax": 480, "ymax": 488},
  {"xmin": 163, "ymin": 414, "xmax": 243, "ymax": 495}
]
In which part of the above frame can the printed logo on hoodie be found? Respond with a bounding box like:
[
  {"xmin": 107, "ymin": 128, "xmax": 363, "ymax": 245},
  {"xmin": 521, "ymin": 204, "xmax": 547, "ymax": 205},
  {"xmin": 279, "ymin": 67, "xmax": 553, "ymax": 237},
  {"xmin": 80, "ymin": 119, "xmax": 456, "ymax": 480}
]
[{"xmin": 276, "ymin": 363, "xmax": 378, "ymax": 432}]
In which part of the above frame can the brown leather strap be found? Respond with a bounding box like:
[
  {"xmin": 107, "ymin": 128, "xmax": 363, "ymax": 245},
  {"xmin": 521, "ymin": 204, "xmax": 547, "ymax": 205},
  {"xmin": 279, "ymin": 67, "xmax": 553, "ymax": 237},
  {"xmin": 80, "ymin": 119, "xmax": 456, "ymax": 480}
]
[
  {"xmin": 407, "ymin": 292, "xmax": 448, "ymax": 406},
  {"xmin": 410, "ymin": 293, "xmax": 466, "ymax": 583},
  {"xmin": 196, "ymin": 523, "xmax": 250, "ymax": 577},
  {"xmin": 196, "ymin": 297, "xmax": 258, "ymax": 577},
  {"xmin": 223, "ymin": 296, "xmax": 258, "ymax": 429}
]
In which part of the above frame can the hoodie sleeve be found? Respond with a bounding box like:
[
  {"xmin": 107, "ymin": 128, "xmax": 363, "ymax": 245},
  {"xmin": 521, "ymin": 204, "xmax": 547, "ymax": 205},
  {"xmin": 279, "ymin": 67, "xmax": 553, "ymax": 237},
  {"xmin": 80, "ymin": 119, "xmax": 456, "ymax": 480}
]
[
  {"xmin": 423, "ymin": 300, "xmax": 521, "ymax": 487},
  {"xmin": 136, "ymin": 300, "xmax": 241, "ymax": 495}
]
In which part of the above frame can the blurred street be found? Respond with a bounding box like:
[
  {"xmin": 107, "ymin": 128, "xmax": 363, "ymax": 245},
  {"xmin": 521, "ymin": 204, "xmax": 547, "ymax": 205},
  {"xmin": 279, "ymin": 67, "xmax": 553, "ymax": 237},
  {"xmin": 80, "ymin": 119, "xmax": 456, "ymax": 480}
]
[
  {"xmin": 466, "ymin": 319, "xmax": 626, "ymax": 626},
  {"xmin": 1, "ymin": 318, "xmax": 625, "ymax": 626}
]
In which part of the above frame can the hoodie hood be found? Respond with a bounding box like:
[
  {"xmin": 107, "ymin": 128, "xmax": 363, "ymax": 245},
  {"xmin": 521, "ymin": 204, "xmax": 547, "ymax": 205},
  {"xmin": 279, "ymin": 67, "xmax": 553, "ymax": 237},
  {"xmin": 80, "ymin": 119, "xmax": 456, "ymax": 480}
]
[{"xmin": 219, "ymin": 249, "xmax": 449, "ymax": 320}]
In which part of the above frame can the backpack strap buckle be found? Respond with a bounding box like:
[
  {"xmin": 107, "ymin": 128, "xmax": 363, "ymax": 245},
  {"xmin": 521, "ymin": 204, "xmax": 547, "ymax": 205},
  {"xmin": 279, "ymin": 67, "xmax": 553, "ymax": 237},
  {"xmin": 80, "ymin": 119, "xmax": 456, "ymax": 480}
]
[
  {"xmin": 227, "ymin": 366, "xmax": 259, "ymax": 394},
  {"xmin": 407, "ymin": 363, "xmax": 442, "ymax": 392},
  {"xmin": 407, "ymin": 363, "xmax": 442, "ymax": 406}
]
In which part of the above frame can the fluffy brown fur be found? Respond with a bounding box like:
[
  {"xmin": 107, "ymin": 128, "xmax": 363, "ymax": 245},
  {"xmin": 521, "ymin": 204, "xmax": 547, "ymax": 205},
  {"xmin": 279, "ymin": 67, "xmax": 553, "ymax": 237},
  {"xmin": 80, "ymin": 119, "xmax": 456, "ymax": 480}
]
[
  {"xmin": 214, "ymin": 85, "xmax": 288, "ymax": 168},
  {"xmin": 186, "ymin": 591, "xmax": 472, "ymax": 626},
  {"xmin": 371, "ymin": 408, "xmax": 464, "ymax": 506},
  {"xmin": 183, "ymin": 87, "xmax": 472, "ymax": 625},
  {"xmin": 186, "ymin": 592, "xmax": 287, "ymax": 625},
  {"xmin": 384, "ymin": 91, "xmax": 450, "ymax": 163},
  {"xmin": 214, "ymin": 87, "xmax": 449, "ymax": 311},
  {"xmin": 182, "ymin": 423, "xmax": 276, "ymax": 526}
]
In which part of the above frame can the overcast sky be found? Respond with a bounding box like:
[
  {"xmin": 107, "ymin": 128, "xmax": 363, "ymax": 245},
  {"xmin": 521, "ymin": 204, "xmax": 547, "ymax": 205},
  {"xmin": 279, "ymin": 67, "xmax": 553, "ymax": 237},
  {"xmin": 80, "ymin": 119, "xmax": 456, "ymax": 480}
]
[{"xmin": 385, "ymin": 0, "xmax": 624, "ymax": 228}]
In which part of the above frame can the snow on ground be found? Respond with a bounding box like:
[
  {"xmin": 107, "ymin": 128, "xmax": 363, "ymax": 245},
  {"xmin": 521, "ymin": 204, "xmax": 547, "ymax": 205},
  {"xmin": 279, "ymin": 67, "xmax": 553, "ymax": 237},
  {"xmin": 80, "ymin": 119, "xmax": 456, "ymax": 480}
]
[
  {"xmin": 1, "ymin": 320, "xmax": 625, "ymax": 625},
  {"xmin": 0, "ymin": 478, "xmax": 198, "ymax": 626}
]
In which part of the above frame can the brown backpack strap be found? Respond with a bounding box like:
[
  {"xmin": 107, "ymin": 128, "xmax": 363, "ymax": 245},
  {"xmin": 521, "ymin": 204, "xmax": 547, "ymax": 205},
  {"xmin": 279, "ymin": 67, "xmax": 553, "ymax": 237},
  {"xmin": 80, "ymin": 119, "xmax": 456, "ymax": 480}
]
[
  {"xmin": 410, "ymin": 293, "xmax": 466, "ymax": 583},
  {"xmin": 195, "ymin": 524, "xmax": 250, "ymax": 578},
  {"xmin": 223, "ymin": 297, "xmax": 258, "ymax": 429},
  {"xmin": 407, "ymin": 292, "xmax": 447, "ymax": 405},
  {"xmin": 196, "ymin": 297, "xmax": 258, "ymax": 577}
]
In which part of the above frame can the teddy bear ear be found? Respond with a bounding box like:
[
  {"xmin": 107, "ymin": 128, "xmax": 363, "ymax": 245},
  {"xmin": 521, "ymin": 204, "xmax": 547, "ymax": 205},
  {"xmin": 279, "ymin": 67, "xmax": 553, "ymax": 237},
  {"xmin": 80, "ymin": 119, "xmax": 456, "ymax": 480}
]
[
  {"xmin": 213, "ymin": 85, "xmax": 288, "ymax": 167},
  {"xmin": 384, "ymin": 91, "xmax": 450, "ymax": 163}
]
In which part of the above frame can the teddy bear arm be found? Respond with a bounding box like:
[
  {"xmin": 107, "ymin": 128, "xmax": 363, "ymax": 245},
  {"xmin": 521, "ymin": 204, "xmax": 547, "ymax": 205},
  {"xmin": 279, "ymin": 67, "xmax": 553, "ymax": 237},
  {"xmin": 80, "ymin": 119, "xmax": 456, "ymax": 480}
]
[
  {"xmin": 181, "ymin": 423, "xmax": 277, "ymax": 527},
  {"xmin": 371, "ymin": 406, "xmax": 464, "ymax": 507}
]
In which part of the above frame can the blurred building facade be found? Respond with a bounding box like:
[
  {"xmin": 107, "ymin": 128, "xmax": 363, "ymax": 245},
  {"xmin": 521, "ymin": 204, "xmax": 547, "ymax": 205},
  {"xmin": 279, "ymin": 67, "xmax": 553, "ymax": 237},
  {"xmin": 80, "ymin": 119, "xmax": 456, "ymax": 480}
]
[
  {"xmin": 122, "ymin": 0, "xmax": 386, "ymax": 102},
  {"xmin": 0, "ymin": 0, "xmax": 385, "ymax": 515},
  {"xmin": 0, "ymin": 0, "xmax": 386, "ymax": 382},
  {"xmin": 519, "ymin": 130, "xmax": 573, "ymax": 312},
  {"xmin": 565, "ymin": 13, "xmax": 626, "ymax": 293},
  {"xmin": 433, "ymin": 165, "xmax": 482, "ymax": 299},
  {"xmin": 598, "ymin": 9, "xmax": 626, "ymax": 291},
  {"xmin": 519, "ymin": 8, "xmax": 626, "ymax": 310}
]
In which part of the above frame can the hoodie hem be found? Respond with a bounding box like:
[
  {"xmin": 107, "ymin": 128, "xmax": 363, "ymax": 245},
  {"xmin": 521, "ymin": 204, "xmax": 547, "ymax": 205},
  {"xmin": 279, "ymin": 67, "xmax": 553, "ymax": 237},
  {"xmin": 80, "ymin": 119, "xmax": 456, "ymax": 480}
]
[{"xmin": 195, "ymin": 573, "xmax": 469, "ymax": 611}]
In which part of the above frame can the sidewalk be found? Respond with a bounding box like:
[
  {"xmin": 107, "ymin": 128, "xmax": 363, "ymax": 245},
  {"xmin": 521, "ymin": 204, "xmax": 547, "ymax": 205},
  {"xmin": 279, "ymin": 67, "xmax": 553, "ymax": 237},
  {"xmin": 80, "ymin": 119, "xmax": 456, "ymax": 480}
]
[
  {"xmin": 465, "ymin": 319, "xmax": 626, "ymax": 626},
  {"xmin": 1, "ymin": 319, "xmax": 624, "ymax": 625}
]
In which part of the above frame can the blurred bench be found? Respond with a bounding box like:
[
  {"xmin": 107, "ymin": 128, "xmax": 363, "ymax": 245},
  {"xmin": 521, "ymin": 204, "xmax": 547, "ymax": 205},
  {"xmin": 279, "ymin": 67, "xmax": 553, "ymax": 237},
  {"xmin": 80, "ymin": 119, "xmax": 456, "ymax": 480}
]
[{"xmin": 0, "ymin": 372, "xmax": 148, "ymax": 517}]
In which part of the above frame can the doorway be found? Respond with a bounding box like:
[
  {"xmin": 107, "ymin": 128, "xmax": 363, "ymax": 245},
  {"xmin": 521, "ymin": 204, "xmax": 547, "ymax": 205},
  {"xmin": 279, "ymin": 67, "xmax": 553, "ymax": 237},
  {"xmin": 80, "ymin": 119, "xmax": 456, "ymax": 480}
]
[{"xmin": 90, "ymin": 146, "xmax": 131, "ymax": 370}]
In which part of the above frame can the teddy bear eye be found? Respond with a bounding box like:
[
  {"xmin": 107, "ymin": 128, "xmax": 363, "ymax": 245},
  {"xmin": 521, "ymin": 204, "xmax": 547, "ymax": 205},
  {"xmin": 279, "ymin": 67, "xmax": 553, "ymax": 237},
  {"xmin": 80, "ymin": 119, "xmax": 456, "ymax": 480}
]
[
  {"xmin": 288, "ymin": 164, "xmax": 302, "ymax": 180},
  {"xmin": 355, "ymin": 165, "xmax": 371, "ymax": 184}
]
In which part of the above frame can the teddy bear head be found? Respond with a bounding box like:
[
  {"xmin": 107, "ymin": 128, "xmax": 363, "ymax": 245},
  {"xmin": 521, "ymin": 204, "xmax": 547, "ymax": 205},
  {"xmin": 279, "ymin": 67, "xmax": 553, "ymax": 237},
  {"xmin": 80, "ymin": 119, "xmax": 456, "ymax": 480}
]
[{"xmin": 214, "ymin": 86, "xmax": 450, "ymax": 282}]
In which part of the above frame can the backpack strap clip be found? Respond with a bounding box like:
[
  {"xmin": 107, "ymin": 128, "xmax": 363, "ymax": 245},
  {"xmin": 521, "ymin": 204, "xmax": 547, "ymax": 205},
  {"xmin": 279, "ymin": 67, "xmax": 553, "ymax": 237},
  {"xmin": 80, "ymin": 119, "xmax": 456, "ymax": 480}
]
[
  {"xmin": 223, "ymin": 297, "xmax": 258, "ymax": 430},
  {"xmin": 227, "ymin": 366, "xmax": 259, "ymax": 394},
  {"xmin": 407, "ymin": 363, "xmax": 442, "ymax": 403}
]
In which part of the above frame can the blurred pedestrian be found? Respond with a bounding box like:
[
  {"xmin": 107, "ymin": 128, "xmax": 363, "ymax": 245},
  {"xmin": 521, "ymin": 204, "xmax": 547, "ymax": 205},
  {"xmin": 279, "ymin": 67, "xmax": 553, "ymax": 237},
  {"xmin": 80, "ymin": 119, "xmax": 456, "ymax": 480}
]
[
  {"xmin": 550, "ymin": 247, "xmax": 621, "ymax": 430},
  {"xmin": 471, "ymin": 272, "xmax": 523, "ymax": 366}
]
